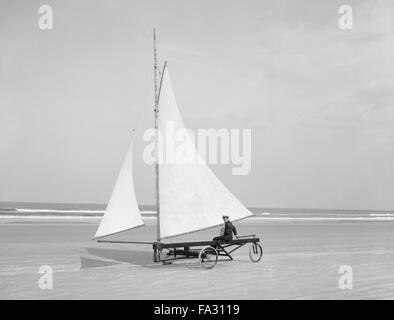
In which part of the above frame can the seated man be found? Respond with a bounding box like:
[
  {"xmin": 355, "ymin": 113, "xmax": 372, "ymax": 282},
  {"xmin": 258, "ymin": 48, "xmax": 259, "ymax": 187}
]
[{"xmin": 213, "ymin": 215, "xmax": 238, "ymax": 242}]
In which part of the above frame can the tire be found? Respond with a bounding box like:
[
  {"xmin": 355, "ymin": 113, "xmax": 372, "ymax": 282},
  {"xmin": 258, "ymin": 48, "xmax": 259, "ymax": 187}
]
[
  {"xmin": 249, "ymin": 243, "xmax": 263, "ymax": 262},
  {"xmin": 153, "ymin": 249, "xmax": 163, "ymax": 262},
  {"xmin": 199, "ymin": 246, "xmax": 218, "ymax": 269}
]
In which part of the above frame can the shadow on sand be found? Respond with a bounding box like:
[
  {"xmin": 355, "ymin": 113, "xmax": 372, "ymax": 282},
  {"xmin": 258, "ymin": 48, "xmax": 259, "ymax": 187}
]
[
  {"xmin": 81, "ymin": 247, "xmax": 152, "ymax": 269},
  {"xmin": 81, "ymin": 247, "xmax": 229, "ymax": 270},
  {"xmin": 80, "ymin": 256, "xmax": 121, "ymax": 269}
]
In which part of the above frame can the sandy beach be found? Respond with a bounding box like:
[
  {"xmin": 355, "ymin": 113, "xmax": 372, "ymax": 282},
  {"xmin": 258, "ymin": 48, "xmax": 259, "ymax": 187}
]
[{"xmin": 1, "ymin": 217, "xmax": 394, "ymax": 299}]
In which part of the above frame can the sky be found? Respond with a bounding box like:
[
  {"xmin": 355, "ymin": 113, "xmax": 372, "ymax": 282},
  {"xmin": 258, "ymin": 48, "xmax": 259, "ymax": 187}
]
[{"xmin": 0, "ymin": 0, "xmax": 393, "ymax": 210}]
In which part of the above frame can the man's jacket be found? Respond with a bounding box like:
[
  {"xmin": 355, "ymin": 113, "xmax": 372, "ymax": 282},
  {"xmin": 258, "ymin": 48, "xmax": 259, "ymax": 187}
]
[{"xmin": 223, "ymin": 220, "xmax": 237, "ymax": 240}]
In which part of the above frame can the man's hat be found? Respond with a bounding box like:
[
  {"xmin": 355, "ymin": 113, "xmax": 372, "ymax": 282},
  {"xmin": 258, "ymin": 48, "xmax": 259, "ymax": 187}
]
[{"xmin": 222, "ymin": 215, "xmax": 229, "ymax": 218}]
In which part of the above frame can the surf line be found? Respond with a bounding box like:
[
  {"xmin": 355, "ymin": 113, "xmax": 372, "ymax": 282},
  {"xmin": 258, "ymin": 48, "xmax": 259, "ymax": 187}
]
[{"xmin": 154, "ymin": 304, "xmax": 188, "ymax": 318}]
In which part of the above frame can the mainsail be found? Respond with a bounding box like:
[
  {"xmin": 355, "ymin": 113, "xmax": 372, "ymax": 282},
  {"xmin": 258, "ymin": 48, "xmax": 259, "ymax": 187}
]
[
  {"xmin": 94, "ymin": 63, "xmax": 253, "ymax": 241},
  {"xmin": 157, "ymin": 65, "xmax": 253, "ymax": 239},
  {"xmin": 94, "ymin": 139, "xmax": 144, "ymax": 239}
]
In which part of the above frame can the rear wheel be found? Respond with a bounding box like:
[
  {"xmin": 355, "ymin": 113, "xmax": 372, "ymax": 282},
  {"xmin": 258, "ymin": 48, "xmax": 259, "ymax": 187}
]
[
  {"xmin": 153, "ymin": 249, "xmax": 165, "ymax": 262},
  {"xmin": 249, "ymin": 243, "xmax": 263, "ymax": 262},
  {"xmin": 199, "ymin": 246, "xmax": 218, "ymax": 269},
  {"xmin": 153, "ymin": 251, "xmax": 160, "ymax": 262}
]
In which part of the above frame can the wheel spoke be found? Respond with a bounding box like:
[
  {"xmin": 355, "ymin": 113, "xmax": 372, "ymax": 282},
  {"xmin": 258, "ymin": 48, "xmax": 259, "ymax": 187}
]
[{"xmin": 199, "ymin": 246, "xmax": 218, "ymax": 269}]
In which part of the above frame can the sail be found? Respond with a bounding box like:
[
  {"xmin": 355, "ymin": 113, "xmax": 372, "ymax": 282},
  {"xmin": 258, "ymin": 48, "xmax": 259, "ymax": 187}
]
[
  {"xmin": 157, "ymin": 65, "xmax": 253, "ymax": 239},
  {"xmin": 94, "ymin": 139, "xmax": 144, "ymax": 239}
]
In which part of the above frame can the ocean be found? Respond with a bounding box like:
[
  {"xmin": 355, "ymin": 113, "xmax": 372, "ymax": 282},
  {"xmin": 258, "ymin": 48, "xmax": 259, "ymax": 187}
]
[{"xmin": 0, "ymin": 201, "xmax": 393, "ymax": 221}]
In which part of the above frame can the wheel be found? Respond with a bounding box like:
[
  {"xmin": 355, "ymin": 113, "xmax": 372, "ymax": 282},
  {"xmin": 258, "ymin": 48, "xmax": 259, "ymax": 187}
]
[
  {"xmin": 249, "ymin": 243, "xmax": 263, "ymax": 262},
  {"xmin": 199, "ymin": 246, "xmax": 218, "ymax": 269},
  {"xmin": 153, "ymin": 251, "xmax": 160, "ymax": 262},
  {"xmin": 153, "ymin": 249, "xmax": 164, "ymax": 262}
]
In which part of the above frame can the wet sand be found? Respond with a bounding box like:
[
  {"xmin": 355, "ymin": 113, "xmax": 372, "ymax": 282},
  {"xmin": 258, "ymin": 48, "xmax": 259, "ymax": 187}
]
[{"xmin": 1, "ymin": 218, "xmax": 394, "ymax": 299}]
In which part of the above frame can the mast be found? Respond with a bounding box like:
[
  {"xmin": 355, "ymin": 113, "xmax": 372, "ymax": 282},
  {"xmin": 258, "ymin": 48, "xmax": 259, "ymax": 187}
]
[{"xmin": 153, "ymin": 28, "xmax": 161, "ymax": 242}]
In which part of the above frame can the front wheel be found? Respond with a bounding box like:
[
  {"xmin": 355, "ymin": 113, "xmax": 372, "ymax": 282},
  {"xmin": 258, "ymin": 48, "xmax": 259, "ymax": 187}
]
[
  {"xmin": 249, "ymin": 243, "xmax": 263, "ymax": 262},
  {"xmin": 199, "ymin": 246, "xmax": 218, "ymax": 269}
]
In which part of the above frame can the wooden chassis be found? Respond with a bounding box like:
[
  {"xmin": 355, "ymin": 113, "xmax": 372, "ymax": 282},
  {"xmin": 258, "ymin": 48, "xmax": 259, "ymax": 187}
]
[
  {"xmin": 98, "ymin": 235, "xmax": 262, "ymax": 266},
  {"xmin": 152, "ymin": 237, "xmax": 261, "ymax": 263}
]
